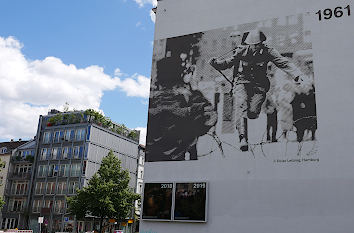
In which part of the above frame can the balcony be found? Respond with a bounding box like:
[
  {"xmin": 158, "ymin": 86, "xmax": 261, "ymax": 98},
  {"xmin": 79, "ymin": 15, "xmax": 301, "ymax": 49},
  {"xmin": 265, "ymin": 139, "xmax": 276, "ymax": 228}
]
[
  {"xmin": 11, "ymin": 156, "xmax": 34, "ymax": 163},
  {"xmin": 5, "ymin": 188, "xmax": 29, "ymax": 197},
  {"xmin": 3, "ymin": 205, "xmax": 26, "ymax": 213},
  {"xmin": 32, "ymin": 206, "xmax": 64, "ymax": 215},
  {"xmin": 8, "ymin": 172, "xmax": 32, "ymax": 180}
]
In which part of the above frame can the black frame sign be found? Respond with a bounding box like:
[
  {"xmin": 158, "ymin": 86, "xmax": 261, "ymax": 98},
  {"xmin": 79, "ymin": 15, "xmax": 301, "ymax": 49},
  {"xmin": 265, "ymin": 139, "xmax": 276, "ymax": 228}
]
[
  {"xmin": 142, "ymin": 183, "xmax": 173, "ymax": 220},
  {"xmin": 142, "ymin": 182, "xmax": 208, "ymax": 222},
  {"xmin": 174, "ymin": 182, "xmax": 207, "ymax": 222}
]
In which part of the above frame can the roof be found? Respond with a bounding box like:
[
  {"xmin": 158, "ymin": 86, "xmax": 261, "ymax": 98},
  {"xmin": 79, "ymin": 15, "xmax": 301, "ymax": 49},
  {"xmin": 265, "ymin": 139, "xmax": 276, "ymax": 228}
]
[
  {"xmin": 17, "ymin": 139, "xmax": 36, "ymax": 150},
  {"xmin": 0, "ymin": 140, "xmax": 29, "ymax": 153}
]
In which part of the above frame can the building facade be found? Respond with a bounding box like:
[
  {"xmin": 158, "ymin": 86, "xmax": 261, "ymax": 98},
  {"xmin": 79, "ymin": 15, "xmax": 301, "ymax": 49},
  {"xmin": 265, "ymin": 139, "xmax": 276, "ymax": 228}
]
[
  {"xmin": 134, "ymin": 145, "xmax": 145, "ymax": 232},
  {"xmin": 0, "ymin": 140, "xmax": 31, "ymax": 230},
  {"xmin": 2, "ymin": 110, "xmax": 143, "ymax": 232}
]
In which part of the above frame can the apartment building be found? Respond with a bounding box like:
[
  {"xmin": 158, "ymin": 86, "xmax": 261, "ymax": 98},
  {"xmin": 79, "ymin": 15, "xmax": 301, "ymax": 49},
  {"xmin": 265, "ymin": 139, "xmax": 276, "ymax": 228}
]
[
  {"xmin": 2, "ymin": 110, "xmax": 144, "ymax": 233},
  {"xmin": 0, "ymin": 140, "xmax": 30, "ymax": 230}
]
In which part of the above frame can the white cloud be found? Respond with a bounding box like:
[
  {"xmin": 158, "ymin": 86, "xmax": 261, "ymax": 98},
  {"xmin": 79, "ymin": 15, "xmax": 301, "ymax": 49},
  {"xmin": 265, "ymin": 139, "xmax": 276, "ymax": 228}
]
[
  {"xmin": 114, "ymin": 68, "xmax": 124, "ymax": 77},
  {"xmin": 135, "ymin": 127, "xmax": 147, "ymax": 145},
  {"xmin": 132, "ymin": 0, "xmax": 157, "ymax": 23},
  {"xmin": 115, "ymin": 73, "xmax": 150, "ymax": 98},
  {"xmin": 136, "ymin": 21, "xmax": 142, "ymax": 27},
  {"xmin": 0, "ymin": 36, "xmax": 147, "ymax": 141},
  {"xmin": 150, "ymin": 10, "xmax": 156, "ymax": 23},
  {"xmin": 133, "ymin": 0, "xmax": 157, "ymax": 7}
]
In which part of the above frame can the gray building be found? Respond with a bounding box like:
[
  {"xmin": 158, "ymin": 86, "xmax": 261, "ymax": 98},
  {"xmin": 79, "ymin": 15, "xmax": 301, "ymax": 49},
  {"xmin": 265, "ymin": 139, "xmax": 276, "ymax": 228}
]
[{"xmin": 2, "ymin": 110, "xmax": 143, "ymax": 232}]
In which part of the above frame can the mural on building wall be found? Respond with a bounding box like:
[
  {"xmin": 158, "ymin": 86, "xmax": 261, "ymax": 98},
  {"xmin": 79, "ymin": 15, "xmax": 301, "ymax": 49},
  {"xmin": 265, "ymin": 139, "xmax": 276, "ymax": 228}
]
[{"xmin": 146, "ymin": 13, "xmax": 318, "ymax": 162}]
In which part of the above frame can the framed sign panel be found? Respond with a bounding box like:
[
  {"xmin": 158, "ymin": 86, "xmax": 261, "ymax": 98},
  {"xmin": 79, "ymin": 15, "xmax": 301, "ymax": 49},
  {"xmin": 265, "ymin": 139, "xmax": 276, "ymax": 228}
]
[
  {"xmin": 174, "ymin": 182, "xmax": 208, "ymax": 222},
  {"xmin": 142, "ymin": 183, "xmax": 173, "ymax": 220}
]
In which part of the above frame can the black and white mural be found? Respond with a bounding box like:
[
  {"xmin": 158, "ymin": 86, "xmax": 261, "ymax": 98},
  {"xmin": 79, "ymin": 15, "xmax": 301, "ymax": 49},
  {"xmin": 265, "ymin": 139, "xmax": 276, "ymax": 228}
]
[{"xmin": 146, "ymin": 13, "xmax": 317, "ymax": 162}]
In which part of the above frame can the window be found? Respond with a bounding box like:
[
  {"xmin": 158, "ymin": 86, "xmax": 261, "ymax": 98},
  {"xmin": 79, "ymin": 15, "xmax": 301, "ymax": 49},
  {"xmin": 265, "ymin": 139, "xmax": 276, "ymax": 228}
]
[
  {"xmin": 62, "ymin": 147, "xmax": 72, "ymax": 159},
  {"xmin": 8, "ymin": 198, "xmax": 26, "ymax": 212},
  {"xmin": 43, "ymin": 132, "xmax": 51, "ymax": 144},
  {"xmin": 73, "ymin": 146, "xmax": 79, "ymax": 159},
  {"xmin": 70, "ymin": 163, "xmax": 81, "ymax": 177},
  {"xmin": 138, "ymin": 183, "xmax": 142, "ymax": 193},
  {"xmin": 40, "ymin": 148, "xmax": 46, "ymax": 160},
  {"xmin": 288, "ymin": 15, "xmax": 298, "ymax": 25},
  {"xmin": 40, "ymin": 148, "xmax": 50, "ymax": 160},
  {"xmin": 139, "ymin": 156, "xmax": 145, "ymax": 165},
  {"xmin": 64, "ymin": 129, "xmax": 75, "ymax": 141},
  {"xmin": 21, "ymin": 150, "xmax": 34, "ymax": 158},
  {"xmin": 53, "ymin": 131, "xmax": 60, "ymax": 143},
  {"xmin": 82, "ymin": 161, "xmax": 87, "ymax": 176},
  {"xmin": 43, "ymin": 199, "xmax": 54, "ymax": 209},
  {"xmin": 68, "ymin": 181, "xmax": 79, "ymax": 194},
  {"xmin": 52, "ymin": 148, "xmax": 61, "ymax": 160},
  {"xmin": 32, "ymin": 200, "xmax": 41, "ymax": 213},
  {"xmin": 48, "ymin": 165, "xmax": 53, "ymax": 176},
  {"xmin": 277, "ymin": 16, "xmax": 287, "ymax": 26},
  {"xmin": 0, "ymin": 147, "xmax": 7, "ymax": 154},
  {"xmin": 48, "ymin": 164, "xmax": 59, "ymax": 177},
  {"xmin": 1, "ymin": 218, "xmax": 17, "ymax": 229},
  {"xmin": 75, "ymin": 128, "xmax": 86, "ymax": 141},
  {"xmin": 38, "ymin": 165, "xmax": 47, "ymax": 177},
  {"xmin": 54, "ymin": 200, "xmax": 65, "ymax": 213},
  {"xmin": 53, "ymin": 165, "xmax": 59, "ymax": 176},
  {"xmin": 72, "ymin": 146, "xmax": 84, "ymax": 159},
  {"xmin": 59, "ymin": 164, "xmax": 69, "ymax": 177},
  {"xmin": 35, "ymin": 182, "xmax": 45, "ymax": 195},
  {"xmin": 46, "ymin": 182, "xmax": 56, "ymax": 195},
  {"xmin": 11, "ymin": 182, "xmax": 28, "ymax": 195},
  {"xmin": 64, "ymin": 130, "xmax": 71, "ymax": 141},
  {"xmin": 14, "ymin": 165, "xmax": 32, "ymax": 177},
  {"xmin": 79, "ymin": 146, "xmax": 84, "ymax": 158},
  {"xmin": 57, "ymin": 182, "xmax": 67, "ymax": 195},
  {"xmin": 77, "ymin": 221, "xmax": 85, "ymax": 233},
  {"xmin": 12, "ymin": 199, "xmax": 25, "ymax": 212}
]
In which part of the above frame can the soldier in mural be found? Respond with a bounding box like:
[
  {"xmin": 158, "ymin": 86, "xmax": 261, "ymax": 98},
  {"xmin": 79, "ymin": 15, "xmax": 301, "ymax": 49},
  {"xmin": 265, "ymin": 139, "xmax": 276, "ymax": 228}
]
[{"xmin": 210, "ymin": 29, "xmax": 305, "ymax": 151}]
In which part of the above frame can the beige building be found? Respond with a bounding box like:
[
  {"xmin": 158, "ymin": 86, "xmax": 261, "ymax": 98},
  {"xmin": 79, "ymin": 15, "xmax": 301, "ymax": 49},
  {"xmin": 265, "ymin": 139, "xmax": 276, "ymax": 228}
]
[
  {"xmin": 0, "ymin": 140, "xmax": 28, "ymax": 229},
  {"xmin": 0, "ymin": 141, "xmax": 28, "ymax": 199}
]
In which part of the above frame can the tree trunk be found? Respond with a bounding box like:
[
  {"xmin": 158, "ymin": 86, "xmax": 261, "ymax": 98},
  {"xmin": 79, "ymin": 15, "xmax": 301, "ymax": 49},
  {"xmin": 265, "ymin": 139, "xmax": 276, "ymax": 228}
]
[{"xmin": 99, "ymin": 216, "xmax": 104, "ymax": 233}]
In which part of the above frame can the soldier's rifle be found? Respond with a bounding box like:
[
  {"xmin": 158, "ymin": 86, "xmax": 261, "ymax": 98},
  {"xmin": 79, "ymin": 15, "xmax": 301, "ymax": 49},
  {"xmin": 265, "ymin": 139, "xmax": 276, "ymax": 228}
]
[{"xmin": 211, "ymin": 45, "xmax": 240, "ymax": 96}]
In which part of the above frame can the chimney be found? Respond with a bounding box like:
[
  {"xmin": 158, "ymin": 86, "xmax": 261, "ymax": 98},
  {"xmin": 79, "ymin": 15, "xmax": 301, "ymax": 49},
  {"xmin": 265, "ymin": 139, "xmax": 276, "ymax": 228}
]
[{"xmin": 48, "ymin": 109, "xmax": 61, "ymax": 115}]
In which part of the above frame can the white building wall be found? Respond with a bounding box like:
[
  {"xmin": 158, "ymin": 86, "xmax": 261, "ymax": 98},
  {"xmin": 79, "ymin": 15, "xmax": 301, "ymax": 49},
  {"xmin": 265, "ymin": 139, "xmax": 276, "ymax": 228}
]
[
  {"xmin": 141, "ymin": 0, "xmax": 354, "ymax": 232},
  {"xmin": 87, "ymin": 125, "xmax": 139, "ymax": 188}
]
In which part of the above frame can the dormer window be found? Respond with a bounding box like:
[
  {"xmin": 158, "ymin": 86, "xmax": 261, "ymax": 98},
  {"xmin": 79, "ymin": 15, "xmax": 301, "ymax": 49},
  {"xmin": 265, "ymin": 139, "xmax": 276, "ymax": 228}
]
[{"xmin": 0, "ymin": 147, "xmax": 7, "ymax": 154}]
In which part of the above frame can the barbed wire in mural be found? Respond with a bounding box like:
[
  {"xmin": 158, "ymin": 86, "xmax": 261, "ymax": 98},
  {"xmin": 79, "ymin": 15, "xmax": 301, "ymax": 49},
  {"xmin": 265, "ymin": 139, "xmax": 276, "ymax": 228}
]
[{"xmin": 197, "ymin": 115, "xmax": 318, "ymax": 160}]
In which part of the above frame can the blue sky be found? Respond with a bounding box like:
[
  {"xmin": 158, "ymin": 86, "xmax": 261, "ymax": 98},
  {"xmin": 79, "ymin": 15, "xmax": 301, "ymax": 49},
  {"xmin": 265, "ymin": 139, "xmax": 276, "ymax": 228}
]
[{"xmin": 0, "ymin": 0, "xmax": 156, "ymax": 144}]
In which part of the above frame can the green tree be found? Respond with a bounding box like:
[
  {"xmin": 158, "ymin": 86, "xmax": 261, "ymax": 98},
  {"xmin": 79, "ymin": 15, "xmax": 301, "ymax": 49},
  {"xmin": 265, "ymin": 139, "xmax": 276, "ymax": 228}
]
[{"xmin": 67, "ymin": 151, "xmax": 140, "ymax": 233}]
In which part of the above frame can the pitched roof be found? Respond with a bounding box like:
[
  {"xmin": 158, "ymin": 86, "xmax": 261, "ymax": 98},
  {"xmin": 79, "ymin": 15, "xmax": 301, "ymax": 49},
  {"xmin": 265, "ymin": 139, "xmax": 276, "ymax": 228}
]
[{"xmin": 0, "ymin": 140, "xmax": 29, "ymax": 153}]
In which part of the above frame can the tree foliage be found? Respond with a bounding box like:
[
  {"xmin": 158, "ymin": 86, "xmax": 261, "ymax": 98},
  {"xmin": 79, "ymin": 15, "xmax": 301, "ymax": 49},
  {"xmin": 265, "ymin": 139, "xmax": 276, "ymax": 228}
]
[{"xmin": 67, "ymin": 151, "xmax": 140, "ymax": 232}]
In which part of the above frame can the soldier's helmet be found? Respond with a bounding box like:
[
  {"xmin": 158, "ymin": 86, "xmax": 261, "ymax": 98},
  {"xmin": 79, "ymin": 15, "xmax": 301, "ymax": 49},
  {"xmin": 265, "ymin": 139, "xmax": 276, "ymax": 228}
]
[{"xmin": 243, "ymin": 29, "xmax": 267, "ymax": 45}]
